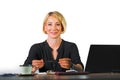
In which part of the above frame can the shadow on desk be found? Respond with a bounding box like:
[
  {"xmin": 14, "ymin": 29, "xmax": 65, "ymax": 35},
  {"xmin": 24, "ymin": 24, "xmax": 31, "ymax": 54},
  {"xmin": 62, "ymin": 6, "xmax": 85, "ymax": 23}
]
[{"xmin": 1, "ymin": 72, "xmax": 120, "ymax": 80}]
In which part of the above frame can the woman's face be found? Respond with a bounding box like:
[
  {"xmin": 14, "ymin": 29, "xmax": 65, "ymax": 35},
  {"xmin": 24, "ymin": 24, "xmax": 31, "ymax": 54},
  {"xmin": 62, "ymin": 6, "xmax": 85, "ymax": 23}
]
[{"xmin": 45, "ymin": 16, "xmax": 62, "ymax": 39}]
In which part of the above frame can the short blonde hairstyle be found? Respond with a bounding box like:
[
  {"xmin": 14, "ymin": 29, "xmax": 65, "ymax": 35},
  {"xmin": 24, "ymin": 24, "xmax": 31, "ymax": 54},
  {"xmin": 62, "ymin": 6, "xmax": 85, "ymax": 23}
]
[{"xmin": 43, "ymin": 11, "xmax": 67, "ymax": 34}]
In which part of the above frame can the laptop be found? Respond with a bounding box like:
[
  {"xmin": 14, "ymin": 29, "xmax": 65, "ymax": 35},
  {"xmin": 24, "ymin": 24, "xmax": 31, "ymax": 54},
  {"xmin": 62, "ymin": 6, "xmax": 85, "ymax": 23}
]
[{"xmin": 85, "ymin": 44, "xmax": 120, "ymax": 73}]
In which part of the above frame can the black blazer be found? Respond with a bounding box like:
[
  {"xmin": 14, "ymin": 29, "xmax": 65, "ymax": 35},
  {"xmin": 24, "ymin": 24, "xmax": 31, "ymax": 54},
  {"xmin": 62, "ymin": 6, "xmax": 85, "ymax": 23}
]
[{"xmin": 24, "ymin": 40, "xmax": 84, "ymax": 72}]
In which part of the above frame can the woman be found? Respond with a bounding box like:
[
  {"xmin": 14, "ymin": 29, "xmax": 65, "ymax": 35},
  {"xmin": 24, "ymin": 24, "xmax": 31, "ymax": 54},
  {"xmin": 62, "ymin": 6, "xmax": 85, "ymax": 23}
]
[{"xmin": 24, "ymin": 11, "xmax": 84, "ymax": 73}]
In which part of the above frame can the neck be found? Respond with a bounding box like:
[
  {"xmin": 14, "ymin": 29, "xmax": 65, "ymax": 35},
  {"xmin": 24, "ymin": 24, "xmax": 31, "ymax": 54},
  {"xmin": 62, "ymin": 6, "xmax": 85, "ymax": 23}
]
[{"xmin": 47, "ymin": 37, "xmax": 62, "ymax": 50}]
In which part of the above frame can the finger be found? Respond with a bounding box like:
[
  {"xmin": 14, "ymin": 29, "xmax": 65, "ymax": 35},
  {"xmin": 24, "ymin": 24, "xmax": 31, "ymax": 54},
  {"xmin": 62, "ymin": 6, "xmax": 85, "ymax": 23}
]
[
  {"xmin": 60, "ymin": 58, "xmax": 71, "ymax": 60},
  {"xmin": 60, "ymin": 64, "xmax": 70, "ymax": 69},
  {"xmin": 33, "ymin": 62, "xmax": 43, "ymax": 65},
  {"xmin": 32, "ymin": 60, "xmax": 43, "ymax": 63},
  {"xmin": 32, "ymin": 61, "xmax": 44, "ymax": 66},
  {"xmin": 59, "ymin": 60, "xmax": 71, "ymax": 64},
  {"xmin": 32, "ymin": 63, "xmax": 43, "ymax": 69},
  {"xmin": 59, "ymin": 61, "xmax": 71, "ymax": 69},
  {"xmin": 59, "ymin": 58, "xmax": 71, "ymax": 61},
  {"xmin": 32, "ymin": 66, "xmax": 37, "ymax": 73}
]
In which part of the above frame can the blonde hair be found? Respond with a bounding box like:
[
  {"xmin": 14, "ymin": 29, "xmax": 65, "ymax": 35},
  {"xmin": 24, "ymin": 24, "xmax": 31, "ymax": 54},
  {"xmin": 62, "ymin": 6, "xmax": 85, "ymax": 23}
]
[{"xmin": 43, "ymin": 11, "xmax": 67, "ymax": 34}]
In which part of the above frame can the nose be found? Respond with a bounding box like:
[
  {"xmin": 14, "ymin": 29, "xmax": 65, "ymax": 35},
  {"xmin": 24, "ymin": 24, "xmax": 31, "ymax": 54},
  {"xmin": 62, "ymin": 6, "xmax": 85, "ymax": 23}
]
[{"xmin": 51, "ymin": 24, "xmax": 57, "ymax": 30}]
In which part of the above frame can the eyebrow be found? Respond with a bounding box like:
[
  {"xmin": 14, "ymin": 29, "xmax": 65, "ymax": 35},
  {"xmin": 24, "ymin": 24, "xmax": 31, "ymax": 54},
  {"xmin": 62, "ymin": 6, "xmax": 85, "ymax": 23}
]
[{"xmin": 47, "ymin": 22, "xmax": 60, "ymax": 24}]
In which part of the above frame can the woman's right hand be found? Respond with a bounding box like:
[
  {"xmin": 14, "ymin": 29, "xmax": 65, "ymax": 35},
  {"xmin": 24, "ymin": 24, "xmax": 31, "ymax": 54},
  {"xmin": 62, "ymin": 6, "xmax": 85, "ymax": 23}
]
[{"xmin": 32, "ymin": 59, "xmax": 44, "ymax": 73}]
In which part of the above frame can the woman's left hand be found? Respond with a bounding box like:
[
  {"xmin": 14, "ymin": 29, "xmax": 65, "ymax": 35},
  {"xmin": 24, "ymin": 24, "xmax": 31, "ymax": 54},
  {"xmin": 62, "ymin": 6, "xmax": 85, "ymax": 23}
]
[{"xmin": 58, "ymin": 58, "xmax": 72, "ymax": 69}]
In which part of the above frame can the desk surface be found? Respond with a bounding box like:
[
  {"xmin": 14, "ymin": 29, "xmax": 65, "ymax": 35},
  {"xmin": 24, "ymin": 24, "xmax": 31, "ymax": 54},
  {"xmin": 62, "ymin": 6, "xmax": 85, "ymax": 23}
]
[{"xmin": 0, "ymin": 73, "xmax": 120, "ymax": 80}]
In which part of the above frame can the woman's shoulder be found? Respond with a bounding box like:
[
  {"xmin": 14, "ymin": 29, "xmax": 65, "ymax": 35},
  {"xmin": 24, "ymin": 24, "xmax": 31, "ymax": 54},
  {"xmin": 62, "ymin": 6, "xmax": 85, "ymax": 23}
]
[
  {"xmin": 31, "ymin": 41, "xmax": 46, "ymax": 48},
  {"xmin": 62, "ymin": 39, "xmax": 76, "ymax": 46}
]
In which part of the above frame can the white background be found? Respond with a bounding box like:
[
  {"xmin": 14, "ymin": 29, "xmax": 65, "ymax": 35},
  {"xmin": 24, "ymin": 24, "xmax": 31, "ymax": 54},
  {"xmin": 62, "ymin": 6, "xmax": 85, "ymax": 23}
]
[{"xmin": 0, "ymin": 0, "xmax": 120, "ymax": 72}]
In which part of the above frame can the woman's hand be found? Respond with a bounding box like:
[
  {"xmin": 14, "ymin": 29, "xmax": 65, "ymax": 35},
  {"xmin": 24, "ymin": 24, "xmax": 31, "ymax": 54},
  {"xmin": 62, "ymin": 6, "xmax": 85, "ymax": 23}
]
[
  {"xmin": 58, "ymin": 58, "xmax": 72, "ymax": 69},
  {"xmin": 32, "ymin": 59, "xmax": 44, "ymax": 73}
]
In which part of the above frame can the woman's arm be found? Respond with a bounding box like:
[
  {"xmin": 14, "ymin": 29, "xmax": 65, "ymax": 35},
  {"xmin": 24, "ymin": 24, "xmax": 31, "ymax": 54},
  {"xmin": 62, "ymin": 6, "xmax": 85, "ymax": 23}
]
[{"xmin": 71, "ymin": 63, "xmax": 83, "ymax": 72}]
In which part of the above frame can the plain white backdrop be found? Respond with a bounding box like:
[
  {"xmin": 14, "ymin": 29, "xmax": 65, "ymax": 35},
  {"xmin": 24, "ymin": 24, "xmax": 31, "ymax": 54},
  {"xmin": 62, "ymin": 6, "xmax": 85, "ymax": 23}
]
[{"xmin": 0, "ymin": 0, "xmax": 120, "ymax": 72}]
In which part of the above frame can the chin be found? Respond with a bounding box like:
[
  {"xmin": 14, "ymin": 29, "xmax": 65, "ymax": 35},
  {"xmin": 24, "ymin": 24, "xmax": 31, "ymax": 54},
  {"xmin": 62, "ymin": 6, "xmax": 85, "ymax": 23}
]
[
  {"xmin": 51, "ymin": 36, "xmax": 60, "ymax": 39},
  {"xmin": 51, "ymin": 37, "xmax": 59, "ymax": 39}
]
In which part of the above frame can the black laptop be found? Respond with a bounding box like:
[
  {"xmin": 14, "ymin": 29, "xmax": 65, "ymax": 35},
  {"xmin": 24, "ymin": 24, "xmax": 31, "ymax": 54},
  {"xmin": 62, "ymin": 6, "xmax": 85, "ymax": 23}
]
[{"xmin": 85, "ymin": 44, "xmax": 120, "ymax": 73}]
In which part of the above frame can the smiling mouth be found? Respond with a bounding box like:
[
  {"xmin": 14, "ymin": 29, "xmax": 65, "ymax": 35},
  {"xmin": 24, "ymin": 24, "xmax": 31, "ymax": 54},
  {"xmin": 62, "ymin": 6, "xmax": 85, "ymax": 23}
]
[{"xmin": 50, "ymin": 32, "xmax": 58, "ymax": 35}]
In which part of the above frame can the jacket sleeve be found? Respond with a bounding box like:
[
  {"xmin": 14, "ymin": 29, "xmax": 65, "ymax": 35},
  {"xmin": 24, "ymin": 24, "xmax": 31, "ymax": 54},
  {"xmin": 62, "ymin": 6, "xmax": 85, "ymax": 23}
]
[
  {"xmin": 70, "ymin": 43, "xmax": 84, "ymax": 69},
  {"xmin": 24, "ymin": 44, "xmax": 42, "ymax": 65}
]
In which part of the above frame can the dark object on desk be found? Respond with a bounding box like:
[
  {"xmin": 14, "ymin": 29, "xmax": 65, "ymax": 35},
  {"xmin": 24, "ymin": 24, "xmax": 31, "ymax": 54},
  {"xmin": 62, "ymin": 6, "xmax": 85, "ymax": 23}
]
[
  {"xmin": 17, "ymin": 73, "xmax": 37, "ymax": 76},
  {"xmin": 0, "ymin": 73, "xmax": 16, "ymax": 77},
  {"xmin": 55, "ymin": 72, "xmax": 89, "ymax": 75},
  {"xmin": 85, "ymin": 45, "xmax": 120, "ymax": 73}
]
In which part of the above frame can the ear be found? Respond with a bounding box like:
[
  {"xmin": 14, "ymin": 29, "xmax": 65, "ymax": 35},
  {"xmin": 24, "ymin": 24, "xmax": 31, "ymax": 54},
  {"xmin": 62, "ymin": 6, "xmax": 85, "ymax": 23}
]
[{"xmin": 44, "ymin": 26, "xmax": 47, "ymax": 34}]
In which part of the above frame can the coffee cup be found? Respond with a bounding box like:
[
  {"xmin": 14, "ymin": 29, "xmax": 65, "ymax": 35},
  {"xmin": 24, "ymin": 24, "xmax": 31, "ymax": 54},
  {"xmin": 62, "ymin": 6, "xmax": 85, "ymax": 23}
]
[{"xmin": 19, "ymin": 65, "xmax": 32, "ymax": 74}]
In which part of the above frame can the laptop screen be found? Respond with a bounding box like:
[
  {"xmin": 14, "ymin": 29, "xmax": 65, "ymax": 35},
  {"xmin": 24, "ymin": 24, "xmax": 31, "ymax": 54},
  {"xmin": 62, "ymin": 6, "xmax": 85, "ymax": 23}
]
[{"xmin": 85, "ymin": 45, "xmax": 120, "ymax": 73}]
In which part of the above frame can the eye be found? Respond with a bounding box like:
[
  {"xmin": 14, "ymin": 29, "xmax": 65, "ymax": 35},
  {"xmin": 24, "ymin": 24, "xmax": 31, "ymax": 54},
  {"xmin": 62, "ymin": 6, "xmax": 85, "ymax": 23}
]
[
  {"xmin": 47, "ymin": 23, "xmax": 52, "ymax": 26},
  {"xmin": 56, "ymin": 23, "xmax": 61, "ymax": 26}
]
